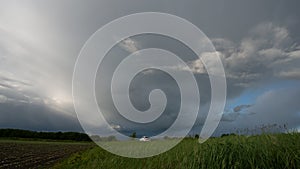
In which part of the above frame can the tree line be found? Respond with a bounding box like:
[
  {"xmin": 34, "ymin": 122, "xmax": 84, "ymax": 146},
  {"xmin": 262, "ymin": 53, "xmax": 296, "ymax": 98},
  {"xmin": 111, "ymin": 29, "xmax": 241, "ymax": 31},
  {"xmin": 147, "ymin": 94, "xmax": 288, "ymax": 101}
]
[{"xmin": 0, "ymin": 128, "xmax": 92, "ymax": 141}]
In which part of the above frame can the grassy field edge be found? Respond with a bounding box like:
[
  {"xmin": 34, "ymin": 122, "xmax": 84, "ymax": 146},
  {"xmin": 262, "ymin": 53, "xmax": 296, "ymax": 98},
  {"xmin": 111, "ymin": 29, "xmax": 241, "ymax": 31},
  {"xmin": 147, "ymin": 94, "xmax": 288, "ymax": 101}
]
[{"xmin": 53, "ymin": 133, "xmax": 300, "ymax": 169}]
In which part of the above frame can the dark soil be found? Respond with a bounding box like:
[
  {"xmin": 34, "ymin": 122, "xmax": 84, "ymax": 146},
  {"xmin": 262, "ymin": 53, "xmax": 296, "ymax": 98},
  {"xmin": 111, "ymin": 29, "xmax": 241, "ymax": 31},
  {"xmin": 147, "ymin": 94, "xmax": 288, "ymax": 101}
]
[{"xmin": 0, "ymin": 141, "xmax": 94, "ymax": 169}]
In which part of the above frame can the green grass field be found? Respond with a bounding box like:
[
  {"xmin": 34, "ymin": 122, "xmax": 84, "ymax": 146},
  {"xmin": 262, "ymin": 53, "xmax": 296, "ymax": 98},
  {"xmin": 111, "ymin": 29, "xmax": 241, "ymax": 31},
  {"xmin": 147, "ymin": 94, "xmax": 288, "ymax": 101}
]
[{"xmin": 54, "ymin": 133, "xmax": 300, "ymax": 169}]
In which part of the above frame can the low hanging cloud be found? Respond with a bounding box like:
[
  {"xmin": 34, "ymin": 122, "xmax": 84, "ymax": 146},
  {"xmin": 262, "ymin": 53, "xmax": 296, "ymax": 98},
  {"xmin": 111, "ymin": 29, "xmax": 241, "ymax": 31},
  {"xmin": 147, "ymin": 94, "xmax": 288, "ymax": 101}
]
[
  {"xmin": 221, "ymin": 105, "xmax": 253, "ymax": 123},
  {"xmin": 233, "ymin": 104, "xmax": 252, "ymax": 113}
]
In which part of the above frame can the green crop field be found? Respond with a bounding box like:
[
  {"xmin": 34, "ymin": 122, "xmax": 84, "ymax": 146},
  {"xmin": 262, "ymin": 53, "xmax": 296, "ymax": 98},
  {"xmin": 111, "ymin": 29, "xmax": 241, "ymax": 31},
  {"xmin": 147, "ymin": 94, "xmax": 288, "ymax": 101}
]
[{"xmin": 54, "ymin": 133, "xmax": 300, "ymax": 169}]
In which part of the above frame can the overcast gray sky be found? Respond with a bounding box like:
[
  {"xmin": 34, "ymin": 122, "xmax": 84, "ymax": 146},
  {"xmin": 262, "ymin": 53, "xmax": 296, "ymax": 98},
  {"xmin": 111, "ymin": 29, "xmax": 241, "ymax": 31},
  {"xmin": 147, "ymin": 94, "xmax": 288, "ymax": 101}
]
[{"xmin": 0, "ymin": 0, "xmax": 299, "ymax": 136}]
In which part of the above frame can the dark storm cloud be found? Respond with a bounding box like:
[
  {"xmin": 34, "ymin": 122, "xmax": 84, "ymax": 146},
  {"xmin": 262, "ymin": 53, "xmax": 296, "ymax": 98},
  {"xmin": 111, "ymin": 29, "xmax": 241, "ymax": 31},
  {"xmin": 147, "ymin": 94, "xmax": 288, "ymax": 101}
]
[
  {"xmin": 0, "ymin": 88, "xmax": 82, "ymax": 132},
  {"xmin": 220, "ymin": 105, "xmax": 253, "ymax": 123},
  {"xmin": 0, "ymin": 101, "xmax": 82, "ymax": 132},
  {"xmin": 121, "ymin": 22, "xmax": 300, "ymax": 135},
  {"xmin": 0, "ymin": 0, "xmax": 300, "ymax": 135}
]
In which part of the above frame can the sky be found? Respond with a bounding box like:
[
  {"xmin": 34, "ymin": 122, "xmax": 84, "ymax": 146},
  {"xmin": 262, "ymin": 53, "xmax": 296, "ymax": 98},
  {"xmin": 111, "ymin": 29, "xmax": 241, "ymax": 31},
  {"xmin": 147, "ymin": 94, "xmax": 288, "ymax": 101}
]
[{"xmin": 0, "ymin": 0, "xmax": 300, "ymax": 137}]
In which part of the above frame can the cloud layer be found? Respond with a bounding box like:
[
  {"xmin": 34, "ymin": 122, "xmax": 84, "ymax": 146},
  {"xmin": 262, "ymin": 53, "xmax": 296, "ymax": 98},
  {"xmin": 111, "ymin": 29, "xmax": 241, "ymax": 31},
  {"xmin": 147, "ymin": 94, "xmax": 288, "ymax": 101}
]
[{"xmin": 0, "ymin": 1, "xmax": 299, "ymax": 136}]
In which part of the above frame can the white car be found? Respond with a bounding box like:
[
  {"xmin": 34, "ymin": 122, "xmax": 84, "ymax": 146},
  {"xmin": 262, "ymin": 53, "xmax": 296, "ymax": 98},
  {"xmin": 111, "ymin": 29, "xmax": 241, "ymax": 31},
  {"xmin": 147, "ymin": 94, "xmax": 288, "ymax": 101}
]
[{"xmin": 139, "ymin": 136, "xmax": 150, "ymax": 141}]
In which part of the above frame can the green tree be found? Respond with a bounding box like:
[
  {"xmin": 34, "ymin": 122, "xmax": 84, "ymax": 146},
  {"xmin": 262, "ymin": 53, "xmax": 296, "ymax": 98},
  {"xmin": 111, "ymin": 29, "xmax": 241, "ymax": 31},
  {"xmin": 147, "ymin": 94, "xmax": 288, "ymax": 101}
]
[{"xmin": 130, "ymin": 132, "xmax": 136, "ymax": 139}]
